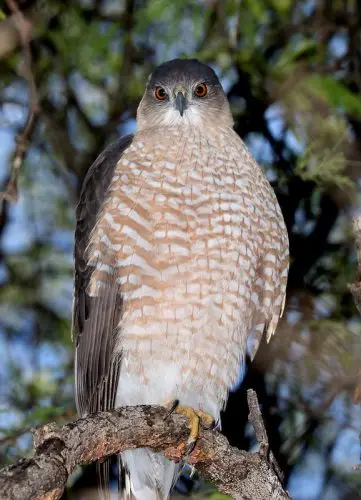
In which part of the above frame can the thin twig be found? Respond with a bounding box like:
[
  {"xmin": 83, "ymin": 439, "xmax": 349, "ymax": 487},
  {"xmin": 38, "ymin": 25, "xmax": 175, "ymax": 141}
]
[
  {"xmin": 247, "ymin": 389, "xmax": 285, "ymax": 482},
  {"xmin": 349, "ymin": 215, "xmax": 361, "ymax": 406},
  {"xmin": 0, "ymin": 407, "xmax": 76, "ymax": 446},
  {"xmin": 0, "ymin": 426, "xmax": 33, "ymax": 447},
  {"xmin": 349, "ymin": 215, "xmax": 361, "ymax": 313},
  {"xmin": 1, "ymin": 0, "xmax": 39, "ymax": 203},
  {"xmin": 247, "ymin": 389, "xmax": 269, "ymax": 450},
  {"xmin": 348, "ymin": 215, "xmax": 361, "ymax": 466}
]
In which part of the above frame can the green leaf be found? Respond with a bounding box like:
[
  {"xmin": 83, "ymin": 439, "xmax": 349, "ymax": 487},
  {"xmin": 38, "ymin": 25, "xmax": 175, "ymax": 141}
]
[
  {"xmin": 295, "ymin": 139, "xmax": 355, "ymax": 192},
  {"xmin": 307, "ymin": 75, "xmax": 361, "ymax": 117},
  {"xmin": 270, "ymin": 0, "xmax": 292, "ymax": 14},
  {"xmin": 273, "ymin": 39, "xmax": 318, "ymax": 72},
  {"xmin": 245, "ymin": 0, "xmax": 267, "ymax": 21}
]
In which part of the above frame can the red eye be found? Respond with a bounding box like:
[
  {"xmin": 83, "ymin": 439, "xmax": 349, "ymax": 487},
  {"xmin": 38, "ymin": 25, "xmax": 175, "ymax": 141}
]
[
  {"xmin": 155, "ymin": 87, "xmax": 167, "ymax": 100},
  {"xmin": 194, "ymin": 83, "xmax": 207, "ymax": 97}
]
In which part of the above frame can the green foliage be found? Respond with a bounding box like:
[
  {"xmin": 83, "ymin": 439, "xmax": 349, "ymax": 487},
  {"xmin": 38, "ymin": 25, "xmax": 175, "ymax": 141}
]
[
  {"xmin": 135, "ymin": 0, "xmax": 205, "ymax": 53},
  {"xmin": 270, "ymin": 52, "xmax": 359, "ymax": 194},
  {"xmin": 273, "ymin": 39, "xmax": 319, "ymax": 73},
  {"xmin": 295, "ymin": 138, "xmax": 355, "ymax": 192},
  {"xmin": 245, "ymin": 0, "xmax": 268, "ymax": 22},
  {"xmin": 47, "ymin": 6, "xmax": 121, "ymax": 83},
  {"xmin": 308, "ymin": 75, "xmax": 361, "ymax": 118},
  {"xmin": 270, "ymin": 0, "xmax": 292, "ymax": 15}
]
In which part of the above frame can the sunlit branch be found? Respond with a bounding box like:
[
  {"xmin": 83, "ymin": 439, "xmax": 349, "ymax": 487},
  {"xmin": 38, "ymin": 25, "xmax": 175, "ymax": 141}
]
[{"xmin": 0, "ymin": 402, "xmax": 290, "ymax": 500}]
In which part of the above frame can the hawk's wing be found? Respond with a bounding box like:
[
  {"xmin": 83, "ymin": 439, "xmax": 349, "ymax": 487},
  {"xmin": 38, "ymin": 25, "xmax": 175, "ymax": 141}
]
[
  {"xmin": 247, "ymin": 192, "xmax": 289, "ymax": 360},
  {"xmin": 73, "ymin": 134, "xmax": 133, "ymax": 417}
]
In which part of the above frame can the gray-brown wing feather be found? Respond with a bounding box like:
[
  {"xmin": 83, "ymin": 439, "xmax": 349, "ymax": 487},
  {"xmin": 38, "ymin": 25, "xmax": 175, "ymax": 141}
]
[
  {"xmin": 73, "ymin": 134, "xmax": 133, "ymax": 416},
  {"xmin": 73, "ymin": 134, "xmax": 133, "ymax": 499}
]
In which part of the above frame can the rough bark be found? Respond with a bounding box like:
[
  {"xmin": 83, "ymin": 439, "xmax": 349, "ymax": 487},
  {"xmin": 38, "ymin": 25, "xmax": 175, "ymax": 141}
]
[{"xmin": 0, "ymin": 405, "xmax": 290, "ymax": 500}]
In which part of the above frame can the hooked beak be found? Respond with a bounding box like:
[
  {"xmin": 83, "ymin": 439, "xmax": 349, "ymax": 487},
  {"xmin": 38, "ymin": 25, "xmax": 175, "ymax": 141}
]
[{"xmin": 174, "ymin": 91, "xmax": 187, "ymax": 116}]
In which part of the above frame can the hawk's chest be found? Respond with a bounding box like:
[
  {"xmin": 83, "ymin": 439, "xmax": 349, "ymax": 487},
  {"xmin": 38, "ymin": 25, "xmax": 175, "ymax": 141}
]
[
  {"xmin": 88, "ymin": 128, "xmax": 262, "ymax": 307},
  {"xmin": 108, "ymin": 131, "xmax": 257, "ymax": 260}
]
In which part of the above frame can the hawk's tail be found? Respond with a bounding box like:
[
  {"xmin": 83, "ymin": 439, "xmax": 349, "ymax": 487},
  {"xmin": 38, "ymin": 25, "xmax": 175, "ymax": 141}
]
[{"xmin": 120, "ymin": 449, "xmax": 179, "ymax": 500}]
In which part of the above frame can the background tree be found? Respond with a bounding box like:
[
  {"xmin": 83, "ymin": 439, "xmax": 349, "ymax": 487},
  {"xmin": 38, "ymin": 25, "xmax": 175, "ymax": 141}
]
[{"xmin": 1, "ymin": 0, "xmax": 361, "ymax": 498}]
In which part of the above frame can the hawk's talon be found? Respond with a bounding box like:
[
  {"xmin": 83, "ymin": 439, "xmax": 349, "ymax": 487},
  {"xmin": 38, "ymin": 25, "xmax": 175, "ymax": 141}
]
[
  {"xmin": 163, "ymin": 399, "xmax": 179, "ymax": 420},
  {"xmin": 196, "ymin": 409, "xmax": 215, "ymax": 430},
  {"xmin": 164, "ymin": 401, "xmax": 214, "ymax": 451},
  {"xmin": 189, "ymin": 464, "xmax": 197, "ymax": 479},
  {"xmin": 210, "ymin": 420, "xmax": 218, "ymax": 431},
  {"xmin": 185, "ymin": 438, "xmax": 197, "ymax": 456}
]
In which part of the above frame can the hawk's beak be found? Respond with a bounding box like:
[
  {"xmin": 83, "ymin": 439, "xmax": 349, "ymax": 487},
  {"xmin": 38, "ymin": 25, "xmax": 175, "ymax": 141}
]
[{"xmin": 174, "ymin": 91, "xmax": 187, "ymax": 117}]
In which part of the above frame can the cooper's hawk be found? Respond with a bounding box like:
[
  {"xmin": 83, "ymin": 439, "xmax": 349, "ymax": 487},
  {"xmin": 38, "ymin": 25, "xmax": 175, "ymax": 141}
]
[{"xmin": 73, "ymin": 59, "xmax": 289, "ymax": 499}]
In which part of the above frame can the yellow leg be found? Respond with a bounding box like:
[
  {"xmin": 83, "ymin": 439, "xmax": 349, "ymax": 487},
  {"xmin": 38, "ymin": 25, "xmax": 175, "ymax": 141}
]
[
  {"xmin": 174, "ymin": 405, "xmax": 200, "ymax": 444},
  {"xmin": 164, "ymin": 400, "xmax": 215, "ymax": 451},
  {"xmin": 194, "ymin": 408, "xmax": 215, "ymax": 429}
]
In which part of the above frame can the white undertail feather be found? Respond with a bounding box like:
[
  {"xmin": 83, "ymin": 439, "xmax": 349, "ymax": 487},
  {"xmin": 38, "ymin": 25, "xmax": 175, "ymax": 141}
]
[{"xmin": 121, "ymin": 450, "xmax": 179, "ymax": 500}]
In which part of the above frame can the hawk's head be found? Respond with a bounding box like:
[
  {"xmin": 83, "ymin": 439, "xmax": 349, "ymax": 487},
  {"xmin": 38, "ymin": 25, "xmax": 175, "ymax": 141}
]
[{"xmin": 137, "ymin": 59, "xmax": 233, "ymax": 130}]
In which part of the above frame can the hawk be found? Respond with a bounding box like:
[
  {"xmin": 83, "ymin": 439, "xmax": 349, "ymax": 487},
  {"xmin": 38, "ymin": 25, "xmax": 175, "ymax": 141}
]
[{"xmin": 73, "ymin": 59, "xmax": 289, "ymax": 499}]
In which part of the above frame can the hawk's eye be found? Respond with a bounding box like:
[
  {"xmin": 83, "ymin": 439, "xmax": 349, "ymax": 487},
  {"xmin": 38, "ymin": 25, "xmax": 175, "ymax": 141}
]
[
  {"xmin": 155, "ymin": 87, "xmax": 167, "ymax": 100},
  {"xmin": 194, "ymin": 83, "xmax": 207, "ymax": 97}
]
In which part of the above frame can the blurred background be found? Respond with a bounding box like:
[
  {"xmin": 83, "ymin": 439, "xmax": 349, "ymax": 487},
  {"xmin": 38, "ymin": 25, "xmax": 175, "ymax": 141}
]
[{"xmin": 1, "ymin": 0, "xmax": 361, "ymax": 498}]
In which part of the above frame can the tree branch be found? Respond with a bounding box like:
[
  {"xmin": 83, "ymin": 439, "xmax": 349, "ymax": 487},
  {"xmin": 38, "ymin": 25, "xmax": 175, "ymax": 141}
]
[
  {"xmin": 0, "ymin": 405, "xmax": 290, "ymax": 500},
  {"xmin": 0, "ymin": 3, "xmax": 60, "ymax": 60},
  {"xmin": 247, "ymin": 389, "xmax": 284, "ymax": 483},
  {"xmin": 0, "ymin": 0, "xmax": 39, "ymax": 204}
]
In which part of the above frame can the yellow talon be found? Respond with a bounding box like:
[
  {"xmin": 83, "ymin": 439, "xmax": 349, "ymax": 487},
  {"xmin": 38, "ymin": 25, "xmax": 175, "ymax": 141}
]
[
  {"xmin": 175, "ymin": 405, "xmax": 200, "ymax": 444},
  {"xmin": 165, "ymin": 400, "xmax": 215, "ymax": 452},
  {"xmin": 195, "ymin": 408, "xmax": 215, "ymax": 430}
]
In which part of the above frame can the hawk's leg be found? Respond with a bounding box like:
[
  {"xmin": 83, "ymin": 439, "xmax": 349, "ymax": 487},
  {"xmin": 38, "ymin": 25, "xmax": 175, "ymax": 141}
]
[{"xmin": 164, "ymin": 400, "xmax": 215, "ymax": 453}]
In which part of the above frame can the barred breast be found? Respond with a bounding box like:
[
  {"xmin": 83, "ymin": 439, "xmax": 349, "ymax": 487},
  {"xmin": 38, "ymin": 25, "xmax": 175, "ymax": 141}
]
[{"xmin": 88, "ymin": 125, "xmax": 288, "ymax": 419}]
